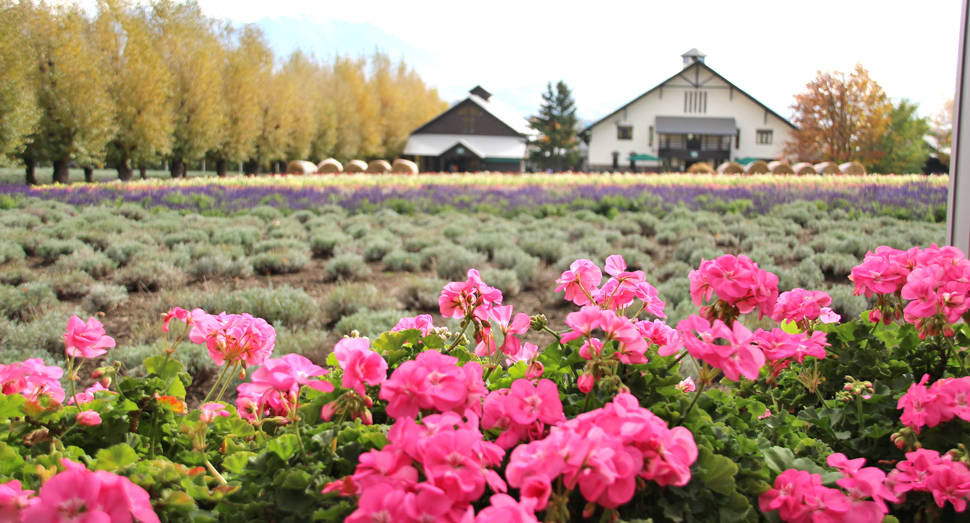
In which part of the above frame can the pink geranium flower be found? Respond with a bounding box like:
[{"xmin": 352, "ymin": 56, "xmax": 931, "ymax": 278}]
[
  {"xmin": 76, "ymin": 410, "xmax": 102, "ymax": 426},
  {"xmin": 391, "ymin": 315, "xmax": 435, "ymax": 336},
  {"xmin": 199, "ymin": 403, "xmax": 231, "ymax": 423},
  {"xmin": 555, "ymin": 259, "xmax": 602, "ymax": 306},
  {"xmin": 190, "ymin": 312, "xmax": 276, "ymax": 367},
  {"xmin": 64, "ymin": 316, "xmax": 115, "ymax": 359},
  {"xmin": 771, "ymin": 288, "xmax": 833, "ymax": 325},
  {"xmin": 334, "ymin": 338, "xmax": 388, "ymax": 396}
]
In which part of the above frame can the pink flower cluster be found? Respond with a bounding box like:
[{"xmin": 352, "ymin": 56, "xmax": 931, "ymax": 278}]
[
  {"xmin": 379, "ymin": 350, "xmax": 486, "ymax": 419},
  {"xmin": 771, "ymin": 288, "xmax": 840, "ymax": 326},
  {"xmin": 897, "ymin": 374, "xmax": 970, "ymax": 433},
  {"xmin": 561, "ymin": 305, "xmax": 650, "ymax": 365},
  {"xmin": 0, "ymin": 358, "xmax": 65, "ymax": 403},
  {"xmin": 689, "ymin": 254, "xmax": 779, "ymax": 320},
  {"xmin": 185, "ymin": 308, "xmax": 276, "ymax": 367},
  {"xmin": 236, "ymin": 353, "xmax": 333, "ymax": 423},
  {"xmin": 475, "ymin": 305, "xmax": 531, "ymax": 360},
  {"xmin": 7, "ymin": 459, "xmax": 158, "ymax": 522},
  {"xmin": 754, "ymin": 328, "xmax": 829, "ymax": 378},
  {"xmin": 66, "ymin": 382, "xmax": 111, "ymax": 405},
  {"xmin": 328, "ymin": 412, "xmax": 510, "ymax": 523},
  {"xmin": 64, "ymin": 315, "xmax": 116, "ymax": 359},
  {"xmin": 507, "ymin": 393, "xmax": 697, "ymax": 510},
  {"xmin": 671, "ymin": 315, "xmax": 764, "ymax": 381},
  {"xmin": 439, "ymin": 269, "xmax": 504, "ymax": 321},
  {"xmin": 333, "ymin": 338, "xmax": 388, "ymax": 396},
  {"xmin": 887, "ymin": 448, "xmax": 970, "ymax": 512},
  {"xmin": 481, "ymin": 379, "xmax": 565, "ymax": 448},
  {"xmin": 760, "ymin": 453, "xmax": 897, "ymax": 523},
  {"xmin": 850, "ymin": 245, "xmax": 970, "ymax": 335},
  {"xmin": 391, "ymin": 314, "xmax": 435, "ymax": 336},
  {"xmin": 556, "ymin": 255, "xmax": 666, "ymax": 315}
]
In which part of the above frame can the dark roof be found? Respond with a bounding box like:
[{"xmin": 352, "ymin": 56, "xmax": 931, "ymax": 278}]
[
  {"xmin": 656, "ymin": 116, "xmax": 736, "ymax": 135},
  {"xmin": 681, "ymin": 48, "xmax": 707, "ymax": 58},
  {"xmin": 582, "ymin": 62, "xmax": 797, "ymax": 135}
]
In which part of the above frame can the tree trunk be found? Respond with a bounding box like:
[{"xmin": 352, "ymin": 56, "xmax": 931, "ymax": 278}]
[
  {"xmin": 117, "ymin": 162, "xmax": 134, "ymax": 182},
  {"xmin": 216, "ymin": 158, "xmax": 227, "ymax": 177},
  {"xmin": 25, "ymin": 158, "xmax": 36, "ymax": 186},
  {"xmin": 83, "ymin": 166, "xmax": 94, "ymax": 183},
  {"xmin": 139, "ymin": 165, "xmax": 147, "ymax": 180},
  {"xmin": 170, "ymin": 158, "xmax": 184, "ymax": 178},
  {"xmin": 243, "ymin": 160, "xmax": 261, "ymax": 175},
  {"xmin": 52, "ymin": 159, "xmax": 70, "ymax": 184}
]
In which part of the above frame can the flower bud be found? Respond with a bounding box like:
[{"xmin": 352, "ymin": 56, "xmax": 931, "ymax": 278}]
[
  {"xmin": 361, "ymin": 409, "xmax": 373, "ymax": 426},
  {"xmin": 362, "ymin": 395, "xmax": 373, "ymax": 408},
  {"xmin": 525, "ymin": 361, "xmax": 544, "ymax": 380},
  {"xmin": 321, "ymin": 402, "xmax": 337, "ymax": 422},
  {"xmin": 99, "ymin": 378, "xmax": 111, "ymax": 389},
  {"xmin": 529, "ymin": 314, "xmax": 548, "ymax": 332},
  {"xmin": 583, "ymin": 501, "xmax": 596, "ymax": 519},
  {"xmin": 578, "ymin": 372, "xmax": 595, "ymax": 393},
  {"xmin": 91, "ymin": 369, "xmax": 103, "ymax": 379}
]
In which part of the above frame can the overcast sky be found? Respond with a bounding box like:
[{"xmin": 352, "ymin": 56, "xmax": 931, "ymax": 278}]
[{"xmin": 194, "ymin": 0, "xmax": 960, "ymax": 121}]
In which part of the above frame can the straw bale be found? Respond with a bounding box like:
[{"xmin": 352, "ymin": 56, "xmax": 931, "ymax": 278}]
[
  {"xmin": 744, "ymin": 160, "xmax": 770, "ymax": 174},
  {"xmin": 686, "ymin": 162, "xmax": 715, "ymax": 173},
  {"xmin": 716, "ymin": 161, "xmax": 746, "ymax": 174},
  {"xmin": 839, "ymin": 161, "xmax": 867, "ymax": 175},
  {"xmin": 391, "ymin": 159, "xmax": 418, "ymax": 174},
  {"xmin": 317, "ymin": 158, "xmax": 343, "ymax": 174},
  {"xmin": 345, "ymin": 160, "xmax": 368, "ymax": 173},
  {"xmin": 366, "ymin": 160, "xmax": 392, "ymax": 173},
  {"xmin": 792, "ymin": 162, "xmax": 817, "ymax": 175},
  {"xmin": 285, "ymin": 160, "xmax": 317, "ymax": 175},
  {"xmin": 768, "ymin": 161, "xmax": 795, "ymax": 174},
  {"xmin": 814, "ymin": 162, "xmax": 841, "ymax": 174}
]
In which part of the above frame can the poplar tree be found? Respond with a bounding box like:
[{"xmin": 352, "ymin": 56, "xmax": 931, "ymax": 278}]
[
  {"xmin": 0, "ymin": 1, "xmax": 40, "ymax": 170},
  {"xmin": 213, "ymin": 23, "xmax": 264, "ymax": 176},
  {"xmin": 95, "ymin": 0, "xmax": 173, "ymax": 181},
  {"xmin": 29, "ymin": 2, "xmax": 115, "ymax": 184},
  {"xmin": 280, "ymin": 51, "xmax": 320, "ymax": 162},
  {"xmin": 151, "ymin": 0, "xmax": 225, "ymax": 178}
]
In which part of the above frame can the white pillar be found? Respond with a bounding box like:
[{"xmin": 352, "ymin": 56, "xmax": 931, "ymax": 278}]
[{"xmin": 948, "ymin": 0, "xmax": 970, "ymax": 252}]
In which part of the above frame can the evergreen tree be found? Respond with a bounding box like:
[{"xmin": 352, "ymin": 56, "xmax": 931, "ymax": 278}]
[
  {"xmin": 529, "ymin": 80, "xmax": 580, "ymax": 172},
  {"xmin": 875, "ymin": 99, "xmax": 930, "ymax": 174}
]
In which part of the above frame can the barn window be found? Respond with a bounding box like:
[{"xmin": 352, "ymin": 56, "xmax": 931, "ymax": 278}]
[
  {"xmin": 756, "ymin": 130, "xmax": 773, "ymax": 145},
  {"xmin": 684, "ymin": 91, "xmax": 707, "ymax": 114},
  {"xmin": 617, "ymin": 126, "xmax": 633, "ymax": 140}
]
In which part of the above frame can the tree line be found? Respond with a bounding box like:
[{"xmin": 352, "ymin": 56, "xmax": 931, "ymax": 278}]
[{"xmin": 0, "ymin": 0, "xmax": 448, "ymax": 184}]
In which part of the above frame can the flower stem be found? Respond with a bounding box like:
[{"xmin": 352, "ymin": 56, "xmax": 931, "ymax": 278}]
[
  {"xmin": 445, "ymin": 320, "xmax": 472, "ymax": 353},
  {"xmin": 677, "ymin": 380, "xmax": 707, "ymax": 426},
  {"xmin": 149, "ymin": 409, "xmax": 160, "ymax": 460},
  {"xmin": 292, "ymin": 386, "xmax": 309, "ymax": 465},
  {"xmin": 214, "ymin": 362, "xmax": 241, "ymax": 403},
  {"xmin": 582, "ymin": 387, "xmax": 594, "ymax": 412},
  {"xmin": 664, "ymin": 351, "xmax": 688, "ymax": 372},
  {"xmin": 204, "ymin": 456, "xmax": 228, "ymax": 485},
  {"xmin": 945, "ymin": 336, "xmax": 970, "ymax": 376},
  {"xmin": 856, "ymin": 394, "xmax": 866, "ymax": 433},
  {"xmin": 203, "ymin": 363, "xmax": 233, "ymax": 404}
]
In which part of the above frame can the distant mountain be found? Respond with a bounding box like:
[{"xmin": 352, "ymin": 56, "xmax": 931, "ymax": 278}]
[{"xmin": 249, "ymin": 15, "xmax": 539, "ymax": 118}]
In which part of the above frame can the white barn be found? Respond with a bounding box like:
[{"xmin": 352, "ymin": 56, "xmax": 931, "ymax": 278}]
[{"xmin": 582, "ymin": 49, "xmax": 797, "ymax": 172}]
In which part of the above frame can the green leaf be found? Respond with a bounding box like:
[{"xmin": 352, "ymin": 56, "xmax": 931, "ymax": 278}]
[
  {"xmin": 94, "ymin": 443, "xmax": 139, "ymax": 471},
  {"xmin": 696, "ymin": 446, "xmax": 738, "ymax": 496},
  {"xmin": 144, "ymin": 355, "xmax": 185, "ymax": 382},
  {"xmin": 266, "ymin": 434, "xmax": 300, "ymax": 461},
  {"xmin": 229, "ymin": 417, "xmax": 256, "ymax": 438},
  {"xmin": 222, "ymin": 452, "xmax": 254, "ymax": 474},
  {"xmin": 762, "ymin": 447, "xmax": 795, "ymax": 473},
  {"xmin": 279, "ymin": 469, "xmax": 312, "ymax": 490},
  {"xmin": 780, "ymin": 319, "xmax": 801, "ymax": 334},
  {"xmin": 0, "ymin": 394, "xmax": 26, "ymax": 419},
  {"xmin": 0, "ymin": 442, "xmax": 24, "ymax": 475},
  {"xmin": 326, "ymin": 353, "xmax": 337, "ymax": 367}
]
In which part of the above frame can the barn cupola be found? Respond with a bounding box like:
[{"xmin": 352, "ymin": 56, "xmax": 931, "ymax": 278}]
[
  {"xmin": 681, "ymin": 48, "xmax": 707, "ymax": 69},
  {"xmin": 469, "ymin": 85, "xmax": 492, "ymax": 101}
]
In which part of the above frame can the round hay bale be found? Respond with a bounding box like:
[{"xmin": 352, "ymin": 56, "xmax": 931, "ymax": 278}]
[
  {"xmin": 365, "ymin": 160, "xmax": 391, "ymax": 173},
  {"xmin": 345, "ymin": 160, "xmax": 368, "ymax": 173},
  {"xmin": 716, "ymin": 161, "xmax": 746, "ymax": 174},
  {"xmin": 791, "ymin": 162, "xmax": 817, "ymax": 175},
  {"xmin": 686, "ymin": 162, "xmax": 715, "ymax": 173},
  {"xmin": 768, "ymin": 161, "xmax": 795, "ymax": 174},
  {"xmin": 391, "ymin": 159, "xmax": 418, "ymax": 174},
  {"xmin": 286, "ymin": 160, "xmax": 318, "ymax": 175},
  {"xmin": 839, "ymin": 161, "xmax": 867, "ymax": 175},
  {"xmin": 814, "ymin": 162, "xmax": 841, "ymax": 175},
  {"xmin": 317, "ymin": 158, "xmax": 343, "ymax": 174},
  {"xmin": 744, "ymin": 160, "xmax": 770, "ymax": 174}
]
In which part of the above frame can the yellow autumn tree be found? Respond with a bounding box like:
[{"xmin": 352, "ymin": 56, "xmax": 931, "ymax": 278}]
[
  {"xmin": 94, "ymin": 0, "xmax": 173, "ymax": 181},
  {"xmin": 280, "ymin": 50, "xmax": 321, "ymax": 162},
  {"xmin": 0, "ymin": 0, "xmax": 40, "ymax": 169},
  {"xmin": 212, "ymin": 23, "xmax": 265, "ymax": 176},
  {"xmin": 151, "ymin": 0, "xmax": 225, "ymax": 178}
]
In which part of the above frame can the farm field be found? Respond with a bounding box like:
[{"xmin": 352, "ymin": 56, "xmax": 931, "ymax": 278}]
[{"xmin": 0, "ymin": 174, "xmax": 948, "ymax": 400}]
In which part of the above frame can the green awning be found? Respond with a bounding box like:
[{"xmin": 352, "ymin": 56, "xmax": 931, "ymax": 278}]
[
  {"xmin": 735, "ymin": 157, "xmax": 759, "ymax": 165},
  {"xmin": 629, "ymin": 154, "xmax": 660, "ymax": 161}
]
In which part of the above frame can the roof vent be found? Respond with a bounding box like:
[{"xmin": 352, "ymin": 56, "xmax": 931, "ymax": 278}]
[
  {"xmin": 681, "ymin": 48, "xmax": 707, "ymax": 69},
  {"xmin": 469, "ymin": 85, "xmax": 491, "ymax": 101}
]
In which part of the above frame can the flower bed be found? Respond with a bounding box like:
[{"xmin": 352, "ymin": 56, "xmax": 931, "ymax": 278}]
[
  {"xmin": 0, "ymin": 173, "xmax": 948, "ymax": 220},
  {"xmin": 0, "ymin": 244, "xmax": 968, "ymax": 522}
]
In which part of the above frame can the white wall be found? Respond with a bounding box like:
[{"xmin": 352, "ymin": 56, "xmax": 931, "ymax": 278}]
[{"xmin": 588, "ymin": 65, "xmax": 793, "ymax": 169}]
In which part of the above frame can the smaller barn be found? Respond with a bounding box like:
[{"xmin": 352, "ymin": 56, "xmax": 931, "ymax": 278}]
[{"xmin": 402, "ymin": 86, "xmax": 535, "ymax": 172}]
